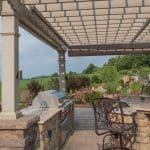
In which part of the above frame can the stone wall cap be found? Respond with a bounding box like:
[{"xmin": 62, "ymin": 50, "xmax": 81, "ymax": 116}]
[
  {"xmin": 0, "ymin": 115, "xmax": 39, "ymax": 129},
  {"xmin": 38, "ymin": 108, "xmax": 61, "ymax": 124},
  {"xmin": 136, "ymin": 108, "xmax": 150, "ymax": 114}
]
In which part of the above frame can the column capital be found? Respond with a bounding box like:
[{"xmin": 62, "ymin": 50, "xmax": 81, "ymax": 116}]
[
  {"xmin": 58, "ymin": 49, "xmax": 66, "ymax": 54},
  {"xmin": 0, "ymin": 32, "xmax": 20, "ymax": 37},
  {"xmin": 0, "ymin": 0, "xmax": 15, "ymax": 16}
]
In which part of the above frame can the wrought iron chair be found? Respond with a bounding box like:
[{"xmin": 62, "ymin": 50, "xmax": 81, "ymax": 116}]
[{"xmin": 91, "ymin": 97, "xmax": 137, "ymax": 150}]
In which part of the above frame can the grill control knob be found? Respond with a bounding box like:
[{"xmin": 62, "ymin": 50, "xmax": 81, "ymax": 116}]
[{"xmin": 40, "ymin": 101, "xmax": 48, "ymax": 108}]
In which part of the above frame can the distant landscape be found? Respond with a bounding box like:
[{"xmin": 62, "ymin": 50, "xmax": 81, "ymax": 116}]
[{"xmin": 0, "ymin": 54, "xmax": 150, "ymax": 107}]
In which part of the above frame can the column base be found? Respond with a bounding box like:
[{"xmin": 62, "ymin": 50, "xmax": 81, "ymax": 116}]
[
  {"xmin": 0, "ymin": 115, "xmax": 39, "ymax": 149},
  {"xmin": 0, "ymin": 111, "xmax": 22, "ymax": 120}
]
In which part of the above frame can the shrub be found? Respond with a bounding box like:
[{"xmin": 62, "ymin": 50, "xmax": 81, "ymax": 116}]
[
  {"xmin": 73, "ymin": 88, "xmax": 102, "ymax": 104},
  {"xmin": 90, "ymin": 75, "xmax": 100, "ymax": 84},
  {"xmin": 73, "ymin": 87, "xmax": 92, "ymax": 104},
  {"xmin": 129, "ymin": 81, "xmax": 142, "ymax": 95},
  {"xmin": 105, "ymin": 82, "xmax": 119, "ymax": 94},
  {"xmin": 20, "ymin": 89, "xmax": 30, "ymax": 101},
  {"xmin": 74, "ymin": 99, "xmax": 82, "ymax": 104},
  {"xmin": 84, "ymin": 91, "xmax": 102, "ymax": 103},
  {"xmin": 47, "ymin": 77, "xmax": 59, "ymax": 90},
  {"xmin": 27, "ymin": 80, "xmax": 44, "ymax": 99},
  {"xmin": 66, "ymin": 76, "xmax": 90, "ymax": 93},
  {"xmin": 46, "ymin": 75, "xmax": 90, "ymax": 93}
]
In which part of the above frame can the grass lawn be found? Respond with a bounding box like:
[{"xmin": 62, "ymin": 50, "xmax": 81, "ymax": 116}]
[
  {"xmin": 0, "ymin": 76, "xmax": 51, "ymax": 101},
  {"xmin": 19, "ymin": 77, "xmax": 51, "ymax": 92}
]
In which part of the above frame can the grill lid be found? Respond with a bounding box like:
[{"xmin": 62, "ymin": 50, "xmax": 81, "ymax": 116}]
[{"xmin": 32, "ymin": 90, "xmax": 65, "ymax": 108}]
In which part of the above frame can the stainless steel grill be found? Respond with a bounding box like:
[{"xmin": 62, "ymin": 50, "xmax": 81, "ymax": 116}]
[{"xmin": 32, "ymin": 90, "xmax": 73, "ymax": 109}]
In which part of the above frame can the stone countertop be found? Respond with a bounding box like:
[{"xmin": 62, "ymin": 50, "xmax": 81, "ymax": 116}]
[
  {"xmin": 0, "ymin": 114, "xmax": 39, "ymax": 129},
  {"xmin": 119, "ymin": 103, "xmax": 150, "ymax": 116},
  {"xmin": 0, "ymin": 108, "xmax": 61, "ymax": 130},
  {"xmin": 21, "ymin": 106, "xmax": 62, "ymax": 124},
  {"xmin": 38, "ymin": 108, "xmax": 61, "ymax": 124},
  {"xmin": 130, "ymin": 103, "xmax": 150, "ymax": 113}
]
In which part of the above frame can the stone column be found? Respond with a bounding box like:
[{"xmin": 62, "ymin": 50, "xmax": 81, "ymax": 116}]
[
  {"xmin": 133, "ymin": 110, "xmax": 150, "ymax": 150},
  {"xmin": 0, "ymin": 1, "xmax": 22, "ymax": 119},
  {"xmin": 58, "ymin": 51, "xmax": 66, "ymax": 92}
]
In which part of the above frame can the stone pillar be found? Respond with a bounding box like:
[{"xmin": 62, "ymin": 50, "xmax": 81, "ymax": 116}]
[
  {"xmin": 0, "ymin": 1, "xmax": 22, "ymax": 119},
  {"xmin": 133, "ymin": 111, "xmax": 150, "ymax": 150},
  {"xmin": 58, "ymin": 51, "xmax": 66, "ymax": 92}
]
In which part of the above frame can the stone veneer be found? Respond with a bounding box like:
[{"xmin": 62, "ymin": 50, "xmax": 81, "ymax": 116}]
[
  {"xmin": 37, "ymin": 109, "xmax": 61, "ymax": 150},
  {"xmin": 113, "ymin": 108, "xmax": 150, "ymax": 150},
  {"xmin": 0, "ymin": 115, "xmax": 39, "ymax": 150},
  {"xmin": 133, "ymin": 110, "xmax": 150, "ymax": 150},
  {"xmin": 0, "ymin": 105, "xmax": 74, "ymax": 150}
]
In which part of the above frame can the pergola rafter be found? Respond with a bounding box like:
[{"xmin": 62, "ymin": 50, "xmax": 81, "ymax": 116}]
[{"xmin": 131, "ymin": 18, "xmax": 150, "ymax": 43}]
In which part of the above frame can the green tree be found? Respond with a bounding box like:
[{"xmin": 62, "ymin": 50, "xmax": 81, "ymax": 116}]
[
  {"xmin": 67, "ymin": 71, "xmax": 78, "ymax": 77},
  {"xmin": 91, "ymin": 75, "xmax": 100, "ymax": 84},
  {"xmin": 107, "ymin": 55, "xmax": 150, "ymax": 72},
  {"xmin": 100, "ymin": 66, "xmax": 120, "ymax": 94},
  {"xmin": 82, "ymin": 64, "xmax": 98, "ymax": 74},
  {"xmin": 51, "ymin": 73, "xmax": 58, "ymax": 77},
  {"xmin": 138, "ymin": 67, "xmax": 150, "ymax": 78}
]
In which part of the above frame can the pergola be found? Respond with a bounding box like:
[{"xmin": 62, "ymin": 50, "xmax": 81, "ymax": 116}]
[
  {"xmin": 0, "ymin": 0, "xmax": 150, "ymax": 119},
  {"xmin": 22, "ymin": 0, "xmax": 150, "ymax": 56}
]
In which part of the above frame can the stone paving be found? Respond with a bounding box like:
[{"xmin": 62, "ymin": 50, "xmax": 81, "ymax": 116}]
[
  {"xmin": 74, "ymin": 108, "xmax": 95, "ymax": 130},
  {"xmin": 63, "ymin": 108, "xmax": 103, "ymax": 150},
  {"xmin": 63, "ymin": 130, "xmax": 102, "ymax": 150}
]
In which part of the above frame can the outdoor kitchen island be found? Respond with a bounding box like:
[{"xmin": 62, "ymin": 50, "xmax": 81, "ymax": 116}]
[{"xmin": 21, "ymin": 90, "xmax": 74, "ymax": 150}]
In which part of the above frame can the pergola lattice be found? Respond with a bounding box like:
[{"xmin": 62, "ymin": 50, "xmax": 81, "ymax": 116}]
[{"xmin": 22, "ymin": 0, "xmax": 150, "ymax": 56}]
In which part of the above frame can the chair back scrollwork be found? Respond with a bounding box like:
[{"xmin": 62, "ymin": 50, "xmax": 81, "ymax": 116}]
[
  {"xmin": 92, "ymin": 97, "xmax": 136, "ymax": 134},
  {"xmin": 92, "ymin": 97, "xmax": 137, "ymax": 149}
]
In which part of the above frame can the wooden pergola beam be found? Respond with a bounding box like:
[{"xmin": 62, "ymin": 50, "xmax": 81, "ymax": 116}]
[
  {"xmin": 68, "ymin": 49, "xmax": 150, "ymax": 57},
  {"xmin": 68, "ymin": 43, "xmax": 150, "ymax": 50}
]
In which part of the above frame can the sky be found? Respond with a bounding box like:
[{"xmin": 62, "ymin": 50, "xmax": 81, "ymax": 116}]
[{"xmin": 0, "ymin": 17, "xmax": 112, "ymax": 79}]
